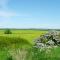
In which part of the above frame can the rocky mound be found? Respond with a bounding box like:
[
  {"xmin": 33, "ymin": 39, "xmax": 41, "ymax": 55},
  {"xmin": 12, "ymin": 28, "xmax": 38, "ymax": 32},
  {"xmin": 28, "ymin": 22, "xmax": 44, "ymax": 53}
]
[{"xmin": 34, "ymin": 30, "xmax": 60, "ymax": 48}]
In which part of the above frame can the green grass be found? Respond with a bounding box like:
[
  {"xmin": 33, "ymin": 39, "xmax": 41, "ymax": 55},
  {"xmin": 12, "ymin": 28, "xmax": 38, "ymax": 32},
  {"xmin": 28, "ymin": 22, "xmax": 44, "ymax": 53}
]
[
  {"xmin": 1, "ymin": 29, "xmax": 60, "ymax": 60},
  {"xmin": 0, "ymin": 29, "xmax": 47, "ymax": 44},
  {"xmin": 0, "ymin": 29, "xmax": 60, "ymax": 60},
  {"xmin": 26, "ymin": 47, "xmax": 60, "ymax": 60}
]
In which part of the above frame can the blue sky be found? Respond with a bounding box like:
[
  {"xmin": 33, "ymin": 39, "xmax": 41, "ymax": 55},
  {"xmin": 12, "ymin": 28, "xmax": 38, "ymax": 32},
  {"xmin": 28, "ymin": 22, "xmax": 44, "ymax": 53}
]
[{"xmin": 0, "ymin": 0, "xmax": 60, "ymax": 29}]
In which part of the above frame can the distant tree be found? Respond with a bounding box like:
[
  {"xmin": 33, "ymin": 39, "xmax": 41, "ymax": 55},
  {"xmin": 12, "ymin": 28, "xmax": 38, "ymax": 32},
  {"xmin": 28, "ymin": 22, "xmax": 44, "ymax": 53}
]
[{"xmin": 4, "ymin": 29, "xmax": 12, "ymax": 34}]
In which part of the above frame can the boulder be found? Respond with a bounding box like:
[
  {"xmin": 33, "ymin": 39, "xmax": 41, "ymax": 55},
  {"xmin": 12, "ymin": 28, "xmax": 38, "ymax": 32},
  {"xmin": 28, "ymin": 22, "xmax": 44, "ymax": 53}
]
[
  {"xmin": 46, "ymin": 40, "xmax": 55, "ymax": 46},
  {"xmin": 34, "ymin": 30, "xmax": 60, "ymax": 48}
]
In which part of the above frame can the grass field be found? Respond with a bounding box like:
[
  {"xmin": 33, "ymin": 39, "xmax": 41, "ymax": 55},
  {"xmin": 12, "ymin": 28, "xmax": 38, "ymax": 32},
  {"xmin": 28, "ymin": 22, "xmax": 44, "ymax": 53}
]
[
  {"xmin": 0, "ymin": 29, "xmax": 60, "ymax": 60},
  {"xmin": 0, "ymin": 29, "xmax": 47, "ymax": 44}
]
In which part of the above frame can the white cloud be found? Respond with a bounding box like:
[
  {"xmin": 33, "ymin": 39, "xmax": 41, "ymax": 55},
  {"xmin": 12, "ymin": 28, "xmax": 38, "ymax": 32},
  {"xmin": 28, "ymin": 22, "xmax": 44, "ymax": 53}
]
[
  {"xmin": 0, "ymin": 0, "xmax": 28, "ymax": 18},
  {"xmin": 0, "ymin": 10, "xmax": 17, "ymax": 17},
  {"xmin": 0, "ymin": 0, "xmax": 13, "ymax": 17},
  {"xmin": 0, "ymin": 0, "xmax": 9, "ymax": 9},
  {"xmin": 0, "ymin": 10, "xmax": 29, "ymax": 17}
]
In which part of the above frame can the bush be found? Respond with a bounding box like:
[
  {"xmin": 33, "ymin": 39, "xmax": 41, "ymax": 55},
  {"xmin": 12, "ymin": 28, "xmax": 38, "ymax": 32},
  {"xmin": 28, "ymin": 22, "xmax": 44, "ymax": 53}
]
[
  {"xmin": 7, "ymin": 56, "xmax": 13, "ymax": 60},
  {"xmin": 4, "ymin": 29, "xmax": 12, "ymax": 34}
]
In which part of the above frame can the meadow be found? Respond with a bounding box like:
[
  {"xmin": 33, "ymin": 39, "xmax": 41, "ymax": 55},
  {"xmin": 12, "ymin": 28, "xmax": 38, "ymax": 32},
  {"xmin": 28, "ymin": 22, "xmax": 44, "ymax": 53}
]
[{"xmin": 0, "ymin": 29, "xmax": 60, "ymax": 60}]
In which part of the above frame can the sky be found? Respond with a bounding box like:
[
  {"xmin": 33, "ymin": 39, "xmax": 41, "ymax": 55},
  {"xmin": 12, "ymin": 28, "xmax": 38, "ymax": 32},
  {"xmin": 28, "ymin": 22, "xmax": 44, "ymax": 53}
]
[{"xmin": 0, "ymin": 0, "xmax": 60, "ymax": 29}]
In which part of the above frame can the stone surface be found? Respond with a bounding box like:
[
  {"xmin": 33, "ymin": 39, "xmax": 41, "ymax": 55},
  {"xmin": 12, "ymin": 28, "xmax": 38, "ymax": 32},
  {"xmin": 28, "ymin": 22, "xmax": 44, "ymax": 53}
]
[{"xmin": 34, "ymin": 30, "xmax": 60, "ymax": 48}]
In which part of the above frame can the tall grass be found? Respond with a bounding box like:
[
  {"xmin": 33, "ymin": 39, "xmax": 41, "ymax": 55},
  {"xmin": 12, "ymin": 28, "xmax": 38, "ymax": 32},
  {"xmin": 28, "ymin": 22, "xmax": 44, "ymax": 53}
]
[
  {"xmin": 0, "ymin": 36, "xmax": 31, "ymax": 49},
  {"xmin": 0, "ymin": 30, "xmax": 60, "ymax": 60},
  {"xmin": 26, "ymin": 47, "xmax": 60, "ymax": 60},
  {"xmin": 0, "ymin": 35, "xmax": 31, "ymax": 60}
]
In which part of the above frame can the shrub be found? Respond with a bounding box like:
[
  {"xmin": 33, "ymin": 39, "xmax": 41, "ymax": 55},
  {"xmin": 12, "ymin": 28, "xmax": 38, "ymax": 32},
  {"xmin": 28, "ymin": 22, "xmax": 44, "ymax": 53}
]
[
  {"xmin": 4, "ymin": 29, "xmax": 12, "ymax": 34},
  {"xmin": 7, "ymin": 56, "xmax": 13, "ymax": 60}
]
